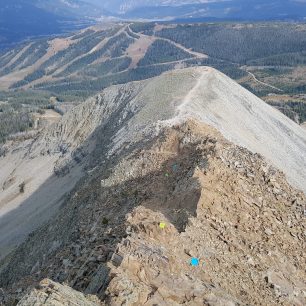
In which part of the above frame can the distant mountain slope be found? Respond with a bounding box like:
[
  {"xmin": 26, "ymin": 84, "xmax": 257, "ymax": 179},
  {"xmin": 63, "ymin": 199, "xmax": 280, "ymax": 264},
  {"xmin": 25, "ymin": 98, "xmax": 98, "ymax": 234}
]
[
  {"xmin": 1, "ymin": 0, "xmax": 306, "ymax": 48},
  {"xmin": 0, "ymin": 0, "xmax": 99, "ymax": 49},
  {"xmin": 2, "ymin": 21, "xmax": 306, "ymax": 94},
  {"xmin": 0, "ymin": 23, "xmax": 202, "ymax": 92},
  {"xmin": 103, "ymin": 0, "xmax": 306, "ymax": 20},
  {"xmin": 0, "ymin": 0, "xmax": 64, "ymax": 48}
]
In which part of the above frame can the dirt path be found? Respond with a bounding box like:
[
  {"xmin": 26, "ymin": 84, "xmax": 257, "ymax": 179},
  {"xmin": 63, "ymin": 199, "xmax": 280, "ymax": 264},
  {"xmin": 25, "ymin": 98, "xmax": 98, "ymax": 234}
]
[
  {"xmin": 155, "ymin": 36, "xmax": 208, "ymax": 59},
  {"xmin": 128, "ymin": 25, "xmax": 208, "ymax": 60},
  {"xmin": 34, "ymin": 109, "xmax": 62, "ymax": 126},
  {"xmin": 178, "ymin": 68, "xmax": 208, "ymax": 114},
  {"xmin": 247, "ymin": 71, "xmax": 283, "ymax": 92}
]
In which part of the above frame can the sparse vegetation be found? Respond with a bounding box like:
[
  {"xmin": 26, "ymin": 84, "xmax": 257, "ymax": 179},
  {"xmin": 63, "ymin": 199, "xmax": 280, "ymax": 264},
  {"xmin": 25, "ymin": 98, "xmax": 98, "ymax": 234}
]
[
  {"xmin": 0, "ymin": 111, "xmax": 33, "ymax": 143},
  {"xmin": 37, "ymin": 63, "xmax": 175, "ymax": 93},
  {"xmin": 102, "ymin": 217, "xmax": 109, "ymax": 225},
  {"xmin": 56, "ymin": 33, "xmax": 134, "ymax": 77},
  {"xmin": 267, "ymin": 101, "xmax": 306, "ymax": 123},
  {"xmin": 0, "ymin": 40, "xmax": 49, "ymax": 76},
  {"xmin": 41, "ymin": 29, "xmax": 119, "ymax": 75},
  {"xmin": 19, "ymin": 182, "xmax": 25, "ymax": 193},
  {"xmin": 71, "ymin": 29, "xmax": 95, "ymax": 40},
  {"xmin": 11, "ymin": 69, "xmax": 45, "ymax": 89},
  {"xmin": 83, "ymin": 57, "xmax": 132, "ymax": 77}
]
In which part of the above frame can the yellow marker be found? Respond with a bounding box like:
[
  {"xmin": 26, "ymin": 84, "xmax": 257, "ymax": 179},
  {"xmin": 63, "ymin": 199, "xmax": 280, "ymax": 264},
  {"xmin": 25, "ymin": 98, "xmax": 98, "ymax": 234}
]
[{"xmin": 159, "ymin": 222, "xmax": 166, "ymax": 229}]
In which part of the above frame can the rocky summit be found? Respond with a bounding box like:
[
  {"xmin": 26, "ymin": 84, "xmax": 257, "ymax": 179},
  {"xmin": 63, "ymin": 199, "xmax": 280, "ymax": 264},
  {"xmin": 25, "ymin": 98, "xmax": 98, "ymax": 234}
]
[{"xmin": 0, "ymin": 67, "xmax": 305, "ymax": 305}]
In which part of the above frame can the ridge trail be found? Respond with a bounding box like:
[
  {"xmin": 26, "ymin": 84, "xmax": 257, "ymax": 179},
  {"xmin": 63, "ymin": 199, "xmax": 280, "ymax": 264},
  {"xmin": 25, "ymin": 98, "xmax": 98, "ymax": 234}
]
[
  {"xmin": 246, "ymin": 70, "xmax": 283, "ymax": 92},
  {"xmin": 178, "ymin": 68, "xmax": 210, "ymax": 115}
]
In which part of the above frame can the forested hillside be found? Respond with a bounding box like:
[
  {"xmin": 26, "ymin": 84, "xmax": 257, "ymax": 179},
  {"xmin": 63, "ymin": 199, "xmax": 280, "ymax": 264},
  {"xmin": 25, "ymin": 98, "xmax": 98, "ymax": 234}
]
[
  {"xmin": 1, "ymin": 22, "xmax": 306, "ymax": 144},
  {"xmin": 155, "ymin": 24, "xmax": 306, "ymax": 64}
]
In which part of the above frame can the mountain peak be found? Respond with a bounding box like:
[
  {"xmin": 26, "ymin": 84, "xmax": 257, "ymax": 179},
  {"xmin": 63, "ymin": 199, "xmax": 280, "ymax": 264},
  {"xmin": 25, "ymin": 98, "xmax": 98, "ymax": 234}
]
[{"xmin": 100, "ymin": 66, "xmax": 306, "ymax": 193}]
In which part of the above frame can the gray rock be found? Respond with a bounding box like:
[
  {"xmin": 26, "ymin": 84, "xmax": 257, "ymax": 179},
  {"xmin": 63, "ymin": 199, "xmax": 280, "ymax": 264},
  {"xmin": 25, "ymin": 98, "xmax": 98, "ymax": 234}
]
[
  {"xmin": 17, "ymin": 279, "xmax": 101, "ymax": 305},
  {"xmin": 85, "ymin": 265, "xmax": 110, "ymax": 295},
  {"xmin": 265, "ymin": 271, "xmax": 294, "ymax": 296}
]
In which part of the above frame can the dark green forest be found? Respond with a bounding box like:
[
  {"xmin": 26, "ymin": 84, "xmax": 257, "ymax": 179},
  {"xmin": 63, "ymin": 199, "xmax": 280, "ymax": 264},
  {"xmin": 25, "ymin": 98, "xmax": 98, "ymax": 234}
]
[
  {"xmin": 154, "ymin": 23, "xmax": 306, "ymax": 64},
  {"xmin": 138, "ymin": 40, "xmax": 194, "ymax": 66}
]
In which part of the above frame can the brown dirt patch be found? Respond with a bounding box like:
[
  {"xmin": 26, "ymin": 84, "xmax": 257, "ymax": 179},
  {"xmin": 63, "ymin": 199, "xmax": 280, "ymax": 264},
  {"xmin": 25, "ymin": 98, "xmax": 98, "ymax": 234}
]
[{"xmin": 125, "ymin": 36, "xmax": 156, "ymax": 68}]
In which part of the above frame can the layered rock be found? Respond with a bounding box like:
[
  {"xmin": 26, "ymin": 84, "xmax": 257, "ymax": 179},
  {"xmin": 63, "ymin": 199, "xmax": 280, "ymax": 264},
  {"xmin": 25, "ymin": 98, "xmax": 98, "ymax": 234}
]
[{"xmin": 17, "ymin": 279, "xmax": 101, "ymax": 306}]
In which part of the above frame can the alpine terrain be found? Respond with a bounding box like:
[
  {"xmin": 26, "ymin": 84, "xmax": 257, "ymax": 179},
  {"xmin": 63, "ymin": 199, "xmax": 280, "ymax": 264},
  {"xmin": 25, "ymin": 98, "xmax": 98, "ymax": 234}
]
[{"xmin": 0, "ymin": 66, "xmax": 305, "ymax": 305}]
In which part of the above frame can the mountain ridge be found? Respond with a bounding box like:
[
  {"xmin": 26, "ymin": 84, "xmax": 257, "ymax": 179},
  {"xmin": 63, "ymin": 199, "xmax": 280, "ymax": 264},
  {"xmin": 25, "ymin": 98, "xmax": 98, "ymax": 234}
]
[
  {"xmin": 0, "ymin": 66, "xmax": 305, "ymax": 305},
  {"xmin": 0, "ymin": 66, "xmax": 305, "ymax": 260},
  {"xmin": 1, "ymin": 116, "xmax": 305, "ymax": 305}
]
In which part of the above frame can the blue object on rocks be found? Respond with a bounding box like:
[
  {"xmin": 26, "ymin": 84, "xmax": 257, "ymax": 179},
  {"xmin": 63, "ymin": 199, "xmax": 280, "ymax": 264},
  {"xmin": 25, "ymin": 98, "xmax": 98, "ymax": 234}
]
[{"xmin": 190, "ymin": 258, "xmax": 199, "ymax": 266}]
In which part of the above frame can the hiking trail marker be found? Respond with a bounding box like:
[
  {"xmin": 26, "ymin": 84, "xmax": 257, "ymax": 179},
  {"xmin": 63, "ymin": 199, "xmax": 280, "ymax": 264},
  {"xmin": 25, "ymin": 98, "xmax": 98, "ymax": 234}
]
[
  {"xmin": 159, "ymin": 222, "xmax": 166, "ymax": 229},
  {"xmin": 190, "ymin": 258, "xmax": 199, "ymax": 267}
]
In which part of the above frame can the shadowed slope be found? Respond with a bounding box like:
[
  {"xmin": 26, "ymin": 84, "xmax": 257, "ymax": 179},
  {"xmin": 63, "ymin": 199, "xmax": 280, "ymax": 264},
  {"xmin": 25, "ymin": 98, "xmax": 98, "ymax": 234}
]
[{"xmin": 1, "ymin": 120, "xmax": 305, "ymax": 306}]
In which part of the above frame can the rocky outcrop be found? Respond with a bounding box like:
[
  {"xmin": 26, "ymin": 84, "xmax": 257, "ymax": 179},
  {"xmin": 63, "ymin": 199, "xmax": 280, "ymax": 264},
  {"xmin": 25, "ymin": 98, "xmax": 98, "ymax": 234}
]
[
  {"xmin": 1, "ymin": 119, "xmax": 305, "ymax": 306},
  {"xmin": 103, "ymin": 121, "xmax": 306, "ymax": 306},
  {"xmin": 17, "ymin": 279, "xmax": 101, "ymax": 306}
]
